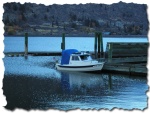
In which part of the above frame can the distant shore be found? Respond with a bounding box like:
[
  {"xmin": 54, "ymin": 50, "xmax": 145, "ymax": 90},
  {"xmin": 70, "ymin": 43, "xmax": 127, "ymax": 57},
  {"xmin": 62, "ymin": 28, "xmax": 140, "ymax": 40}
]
[{"xmin": 4, "ymin": 34, "xmax": 147, "ymax": 38}]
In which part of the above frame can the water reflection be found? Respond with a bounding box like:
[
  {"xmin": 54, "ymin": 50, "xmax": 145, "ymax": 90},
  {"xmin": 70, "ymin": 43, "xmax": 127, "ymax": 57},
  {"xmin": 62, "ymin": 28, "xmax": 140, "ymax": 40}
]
[
  {"xmin": 108, "ymin": 74, "xmax": 112, "ymax": 90},
  {"xmin": 3, "ymin": 70, "xmax": 147, "ymax": 110},
  {"xmin": 61, "ymin": 72, "xmax": 105, "ymax": 95},
  {"xmin": 59, "ymin": 71, "xmax": 135, "ymax": 98},
  {"xmin": 61, "ymin": 72, "xmax": 70, "ymax": 94}
]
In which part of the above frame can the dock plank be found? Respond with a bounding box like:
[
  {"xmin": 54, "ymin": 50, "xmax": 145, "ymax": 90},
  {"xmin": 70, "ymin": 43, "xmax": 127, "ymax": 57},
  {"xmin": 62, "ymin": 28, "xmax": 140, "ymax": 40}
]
[
  {"xmin": 103, "ymin": 63, "xmax": 147, "ymax": 75},
  {"xmin": 4, "ymin": 51, "xmax": 62, "ymax": 56},
  {"xmin": 105, "ymin": 56, "xmax": 147, "ymax": 63}
]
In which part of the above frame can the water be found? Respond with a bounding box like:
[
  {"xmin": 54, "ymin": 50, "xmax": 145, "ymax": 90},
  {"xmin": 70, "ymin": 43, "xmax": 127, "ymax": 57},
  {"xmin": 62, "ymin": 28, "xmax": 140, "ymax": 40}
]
[
  {"xmin": 3, "ymin": 56, "xmax": 148, "ymax": 110},
  {"xmin": 3, "ymin": 37, "xmax": 148, "ymax": 110},
  {"xmin": 4, "ymin": 36, "xmax": 148, "ymax": 52}
]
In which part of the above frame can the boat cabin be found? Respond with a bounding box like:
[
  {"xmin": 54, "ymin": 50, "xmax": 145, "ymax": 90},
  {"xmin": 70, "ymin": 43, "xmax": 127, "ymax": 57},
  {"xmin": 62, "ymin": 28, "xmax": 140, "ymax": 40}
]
[
  {"xmin": 61, "ymin": 49, "xmax": 92, "ymax": 65},
  {"xmin": 69, "ymin": 53, "xmax": 92, "ymax": 65},
  {"xmin": 70, "ymin": 53, "xmax": 92, "ymax": 61}
]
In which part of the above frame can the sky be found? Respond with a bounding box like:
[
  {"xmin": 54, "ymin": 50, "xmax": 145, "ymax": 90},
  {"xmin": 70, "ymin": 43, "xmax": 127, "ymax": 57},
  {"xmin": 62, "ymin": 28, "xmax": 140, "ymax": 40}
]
[{"xmin": 0, "ymin": 0, "xmax": 149, "ymax": 113}]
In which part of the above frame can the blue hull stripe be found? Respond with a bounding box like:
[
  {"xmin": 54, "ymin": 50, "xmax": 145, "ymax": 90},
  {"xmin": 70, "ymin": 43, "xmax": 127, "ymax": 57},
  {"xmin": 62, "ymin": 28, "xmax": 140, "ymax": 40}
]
[{"xmin": 57, "ymin": 65, "xmax": 96, "ymax": 68}]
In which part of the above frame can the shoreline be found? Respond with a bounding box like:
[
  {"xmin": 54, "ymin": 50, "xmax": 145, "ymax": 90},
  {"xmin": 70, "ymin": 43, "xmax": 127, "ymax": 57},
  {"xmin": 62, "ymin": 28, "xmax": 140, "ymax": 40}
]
[{"xmin": 4, "ymin": 35, "xmax": 148, "ymax": 38}]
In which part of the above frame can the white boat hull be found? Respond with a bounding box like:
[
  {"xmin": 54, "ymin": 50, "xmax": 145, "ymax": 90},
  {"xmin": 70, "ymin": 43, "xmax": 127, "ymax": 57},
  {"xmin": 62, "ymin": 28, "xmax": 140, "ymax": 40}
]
[{"xmin": 56, "ymin": 62, "xmax": 104, "ymax": 72}]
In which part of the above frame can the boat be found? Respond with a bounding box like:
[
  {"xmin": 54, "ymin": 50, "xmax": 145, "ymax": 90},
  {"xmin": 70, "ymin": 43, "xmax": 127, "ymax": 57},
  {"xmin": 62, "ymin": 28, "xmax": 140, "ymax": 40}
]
[{"xmin": 55, "ymin": 49, "xmax": 104, "ymax": 72}]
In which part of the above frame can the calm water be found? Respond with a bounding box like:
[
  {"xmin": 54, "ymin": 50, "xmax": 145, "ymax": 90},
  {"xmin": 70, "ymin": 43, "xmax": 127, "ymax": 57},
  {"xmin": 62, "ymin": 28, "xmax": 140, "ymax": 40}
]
[
  {"xmin": 3, "ymin": 56, "xmax": 148, "ymax": 110},
  {"xmin": 4, "ymin": 36, "xmax": 148, "ymax": 52},
  {"xmin": 3, "ymin": 37, "xmax": 148, "ymax": 110}
]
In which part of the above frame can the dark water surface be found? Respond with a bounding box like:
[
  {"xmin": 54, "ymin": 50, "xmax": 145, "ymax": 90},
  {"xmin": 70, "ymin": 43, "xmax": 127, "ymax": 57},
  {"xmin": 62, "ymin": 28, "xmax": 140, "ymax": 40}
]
[{"xmin": 3, "ymin": 56, "xmax": 148, "ymax": 110}]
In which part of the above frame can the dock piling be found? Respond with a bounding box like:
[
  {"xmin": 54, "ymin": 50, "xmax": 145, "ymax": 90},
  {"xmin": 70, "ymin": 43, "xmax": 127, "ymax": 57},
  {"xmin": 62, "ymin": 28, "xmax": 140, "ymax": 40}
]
[
  {"xmin": 108, "ymin": 43, "xmax": 112, "ymax": 62},
  {"xmin": 94, "ymin": 32, "xmax": 98, "ymax": 59},
  {"xmin": 100, "ymin": 32, "xmax": 104, "ymax": 58},
  {"xmin": 25, "ymin": 33, "xmax": 28, "ymax": 56},
  {"xmin": 61, "ymin": 33, "xmax": 65, "ymax": 50},
  {"xmin": 98, "ymin": 33, "xmax": 101, "ymax": 58},
  {"xmin": 94, "ymin": 32, "xmax": 103, "ymax": 58}
]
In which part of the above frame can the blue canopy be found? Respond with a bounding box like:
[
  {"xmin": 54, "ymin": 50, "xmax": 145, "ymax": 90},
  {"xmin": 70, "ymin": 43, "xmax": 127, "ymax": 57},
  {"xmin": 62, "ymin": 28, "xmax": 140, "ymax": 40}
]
[{"xmin": 61, "ymin": 49, "xmax": 78, "ymax": 65}]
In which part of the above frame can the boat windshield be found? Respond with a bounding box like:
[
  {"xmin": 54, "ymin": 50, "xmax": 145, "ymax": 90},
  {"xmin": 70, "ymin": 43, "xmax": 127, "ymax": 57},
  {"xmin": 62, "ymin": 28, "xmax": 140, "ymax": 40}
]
[{"xmin": 80, "ymin": 55, "xmax": 92, "ymax": 61}]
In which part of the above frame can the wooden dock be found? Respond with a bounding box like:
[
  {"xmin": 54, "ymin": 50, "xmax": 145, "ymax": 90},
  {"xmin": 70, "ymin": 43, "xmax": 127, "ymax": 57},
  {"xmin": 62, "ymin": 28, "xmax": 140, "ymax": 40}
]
[
  {"xmin": 105, "ymin": 42, "xmax": 148, "ymax": 58},
  {"xmin": 102, "ymin": 42, "xmax": 148, "ymax": 76}
]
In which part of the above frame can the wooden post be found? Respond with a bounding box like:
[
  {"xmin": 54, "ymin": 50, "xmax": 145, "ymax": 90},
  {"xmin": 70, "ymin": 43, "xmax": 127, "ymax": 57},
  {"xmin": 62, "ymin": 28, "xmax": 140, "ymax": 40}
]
[
  {"xmin": 108, "ymin": 43, "xmax": 112, "ymax": 62},
  {"xmin": 100, "ymin": 32, "xmax": 104, "ymax": 58},
  {"xmin": 61, "ymin": 33, "xmax": 65, "ymax": 50},
  {"xmin": 25, "ymin": 33, "xmax": 28, "ymax": 56},
  {"xmin": 98, "ymin": 33, "xmax": 101, "ymax": 58},
  {"xmin": 94, "ymin": 32, "xmax": 98, "ymax": 59}
]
